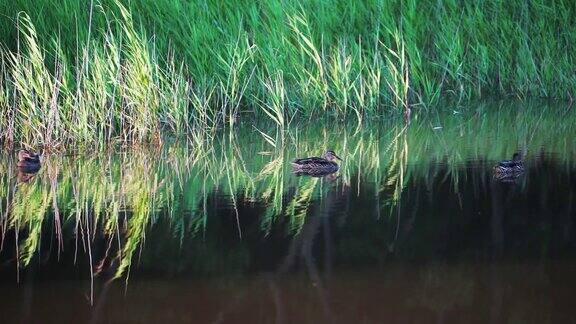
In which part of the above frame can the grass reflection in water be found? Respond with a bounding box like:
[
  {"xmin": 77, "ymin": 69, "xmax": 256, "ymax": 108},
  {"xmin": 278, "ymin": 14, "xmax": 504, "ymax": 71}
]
[{"xmin": 0, "ymin": 103, "xmax": 574, "ymax": 304}]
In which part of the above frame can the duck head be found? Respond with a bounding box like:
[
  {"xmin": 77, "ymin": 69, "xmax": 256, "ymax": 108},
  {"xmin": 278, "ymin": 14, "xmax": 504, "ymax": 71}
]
[
  {"xmin": 512, "ymin": 152, "xmax": 522, "ymax": 162},
  {"xmin": 322, "ymin": 150, "xmax": 342, "ymax": 162},
  {"xmin": 18, "ymin": 149, "xmax": 41, "ymax": 162}
]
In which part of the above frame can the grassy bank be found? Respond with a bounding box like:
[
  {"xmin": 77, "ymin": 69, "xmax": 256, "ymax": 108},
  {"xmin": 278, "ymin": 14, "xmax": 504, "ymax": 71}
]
[{"xmin": 0, "ymin": 0, "xmax": 574, "ymax": 147}]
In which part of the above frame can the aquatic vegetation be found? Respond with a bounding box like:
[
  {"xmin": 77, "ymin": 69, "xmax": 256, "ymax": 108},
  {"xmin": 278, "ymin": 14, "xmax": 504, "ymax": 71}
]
[{"xmin": 0, "ymin": 0, "xmax": 574, "ymax": 146}]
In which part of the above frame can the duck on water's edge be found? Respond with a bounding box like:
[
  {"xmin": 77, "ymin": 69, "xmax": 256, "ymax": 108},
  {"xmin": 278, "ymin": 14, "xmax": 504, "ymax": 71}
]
[
  {"xmin": 493, "ymin": 152, "xmax": 524, "ymax": 174},
  {"xmin": 292, "ymin": 150, "xmax": 342, "ymax": 176}
]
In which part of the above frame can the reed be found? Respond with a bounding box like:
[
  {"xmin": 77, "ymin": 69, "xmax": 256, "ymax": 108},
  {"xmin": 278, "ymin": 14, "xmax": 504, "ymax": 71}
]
[{"xmin": 0, "ymin": 0, "xmax": 574, "ymax": 146}]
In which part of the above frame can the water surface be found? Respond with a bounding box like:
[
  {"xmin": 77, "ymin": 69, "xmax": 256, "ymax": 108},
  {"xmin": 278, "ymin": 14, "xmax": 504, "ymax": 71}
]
[{"xmin": 1, "ymin": 102, "xmax": 575, "ymax": 323}]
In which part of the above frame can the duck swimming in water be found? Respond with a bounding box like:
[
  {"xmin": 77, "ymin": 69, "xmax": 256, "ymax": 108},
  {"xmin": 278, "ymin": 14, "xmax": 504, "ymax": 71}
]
[
  {"xmin": 493, "ymin": 153, "xmax": 524, "ymax": 174},
  {"xmin": 292, "ymin": 150, "xmax": 342, "ymax": 176},
  {"xmin": 17, "ymin": 149, "xmax": 41, "ymax": 174}
]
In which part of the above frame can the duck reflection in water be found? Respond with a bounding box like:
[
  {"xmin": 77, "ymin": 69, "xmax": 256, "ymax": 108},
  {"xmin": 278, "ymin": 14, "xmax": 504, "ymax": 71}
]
[{"xmin": 293, "ymin": 170, "xmax": 340, "ymax": 182}]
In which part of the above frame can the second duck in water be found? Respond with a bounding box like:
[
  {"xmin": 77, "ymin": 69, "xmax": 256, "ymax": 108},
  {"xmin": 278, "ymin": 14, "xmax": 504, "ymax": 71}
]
[
  {"xmin": 292, "ymin": 150, "xmax": 342, "ymax": 176},
  {"xmin": 17, "ymin": 149, "xmax": 42, "ymax": 174},
  {"xmin": 493, "ymin": 153, "xmax": 524, "ymax": 174}
]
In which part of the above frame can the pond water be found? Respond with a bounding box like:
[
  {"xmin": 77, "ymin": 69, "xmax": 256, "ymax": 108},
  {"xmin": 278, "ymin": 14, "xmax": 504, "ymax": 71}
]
[{"xmin": 0, "ymin": 101, "xmax": 575, "ymax": 323}]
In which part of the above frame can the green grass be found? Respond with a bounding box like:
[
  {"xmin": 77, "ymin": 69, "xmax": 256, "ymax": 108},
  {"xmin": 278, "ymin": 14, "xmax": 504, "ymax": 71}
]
[{"xmin": 0, "ymin": 0, "xmax": 575, "ymax": 146}]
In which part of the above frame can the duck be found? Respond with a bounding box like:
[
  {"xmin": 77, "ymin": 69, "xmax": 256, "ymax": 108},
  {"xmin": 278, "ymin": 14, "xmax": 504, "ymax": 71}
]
[
  {"xmin": 292, "ymin": 150, "xmax": 342, "ymax": 176},
  {"xmin": 493, "ymin": 153, "xmax": 524, "ymax": 174},
  {"xmin": 17, "ymin": 149, "xmax": 41, "ymax": 173}
]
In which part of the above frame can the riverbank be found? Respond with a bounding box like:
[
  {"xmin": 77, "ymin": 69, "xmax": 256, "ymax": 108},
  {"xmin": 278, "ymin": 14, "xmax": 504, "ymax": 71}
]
[{"xmin": 1, "ymin": 0, "xmax": 574, "ymax": 147}]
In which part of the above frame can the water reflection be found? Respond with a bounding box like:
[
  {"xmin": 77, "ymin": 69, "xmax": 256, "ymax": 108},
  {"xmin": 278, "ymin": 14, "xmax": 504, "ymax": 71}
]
[{"xmin": 0, "ymin": 103, "xmax": 576, "ymax": 322}]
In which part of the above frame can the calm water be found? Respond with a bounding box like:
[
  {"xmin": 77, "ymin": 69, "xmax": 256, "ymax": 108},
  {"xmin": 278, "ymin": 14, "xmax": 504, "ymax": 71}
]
[{"xmin": 1, "ymin": 102, "xmax": 575, "ymax": 323}]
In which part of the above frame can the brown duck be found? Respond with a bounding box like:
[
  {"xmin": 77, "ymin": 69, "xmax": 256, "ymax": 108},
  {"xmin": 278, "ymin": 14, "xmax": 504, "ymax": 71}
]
[
  {"xmin": 493, "ymin": 153, "xmax": 524, "ymax": 174},
  {"xmin": 292, "ymin": 150, "xmax": 342, "ymax": 176},
  {"xmin": 17, "ymin": 149, "xmax": 41, "ymax": 174}
]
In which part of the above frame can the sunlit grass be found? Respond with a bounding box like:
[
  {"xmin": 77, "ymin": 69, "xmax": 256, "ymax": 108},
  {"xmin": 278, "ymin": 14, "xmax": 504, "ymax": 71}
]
[{"xmin": 0, "ymin": 0, "xmax": 574, "ymax": 147}]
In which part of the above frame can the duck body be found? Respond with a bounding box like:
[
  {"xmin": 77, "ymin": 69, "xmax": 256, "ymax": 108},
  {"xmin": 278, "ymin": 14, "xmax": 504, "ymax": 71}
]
[
  {"xmin": 17, "ymin": 150, "xmax": 41, "ymax": 170},
  {"xmin": 292, "ymin": 150, "xmax": 341, "ymax": 175},
  {"xmin": 493, "ymin": 153, "xmax": 524, "ymax": 174}
]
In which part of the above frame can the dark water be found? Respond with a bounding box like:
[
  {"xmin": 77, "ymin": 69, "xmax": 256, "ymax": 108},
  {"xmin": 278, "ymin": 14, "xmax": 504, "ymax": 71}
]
[{"xmin": 1, "ymin": 104, "xmax": 576, "ymax": 323}]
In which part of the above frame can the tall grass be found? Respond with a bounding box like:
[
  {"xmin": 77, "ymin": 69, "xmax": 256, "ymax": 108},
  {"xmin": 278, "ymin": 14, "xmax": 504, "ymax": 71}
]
[{"xmin": 0, "ymin": 0, "xmax": 575, "ymax": 147}]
